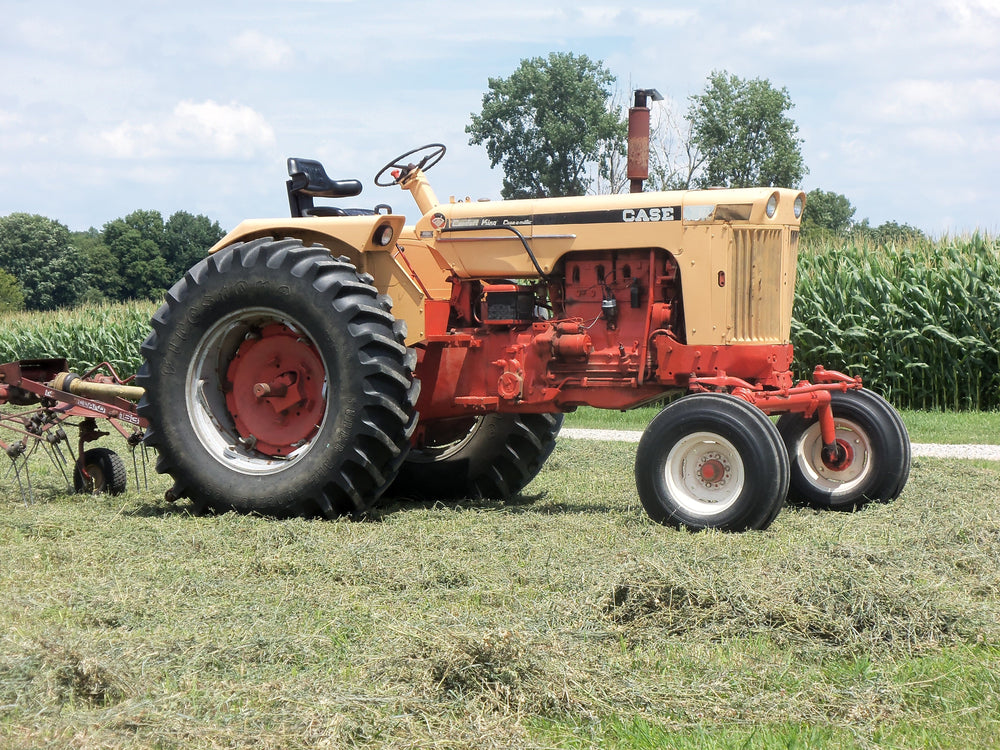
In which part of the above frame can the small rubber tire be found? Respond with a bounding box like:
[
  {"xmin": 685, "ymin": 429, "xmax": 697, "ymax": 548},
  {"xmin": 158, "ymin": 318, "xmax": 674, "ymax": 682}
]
[
  {"xmin": 634, "ymin": 393, "xmax": 789, "ymax": 531},
  {"xmin": 776, "ymin": 388, "xmax": 911, "ymax": 510},
  {"xmin": 390, "ymin": 412, "xmax": 563, "ymax": 500},
  {"xmin": 73, "ymin": 447, "xmax": 127, "ymax": 495},
  {"xmin": 137, "ymin": 238, "xmax": 419, "ymax": 518}
]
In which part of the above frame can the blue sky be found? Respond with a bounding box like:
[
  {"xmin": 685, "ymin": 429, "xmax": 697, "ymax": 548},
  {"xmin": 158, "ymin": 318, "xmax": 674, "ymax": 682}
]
[{"xmin": 2, "ymin": 0, "xmax": 998, "ymax": 235}]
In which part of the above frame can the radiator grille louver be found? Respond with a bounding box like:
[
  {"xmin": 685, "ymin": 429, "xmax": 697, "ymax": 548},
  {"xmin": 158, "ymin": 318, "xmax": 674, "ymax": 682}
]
[{"xmin": 730, "ymin": 228, "xmax": 785, "ymax": 342}]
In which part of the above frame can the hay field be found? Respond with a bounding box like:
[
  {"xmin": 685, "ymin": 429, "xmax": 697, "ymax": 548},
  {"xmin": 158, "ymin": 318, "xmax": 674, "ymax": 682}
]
[{"xmin": 1, "ymin": 432, "xmax": 998, "ymax": 749}]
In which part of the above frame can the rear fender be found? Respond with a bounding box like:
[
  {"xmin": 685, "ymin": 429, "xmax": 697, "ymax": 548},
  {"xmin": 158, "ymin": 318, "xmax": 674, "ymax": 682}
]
[
  {"xmin": 208, "ymin": 216, "xmax": 433, "ymax": 345},
  {"xmin": 209, "ymin": 216, "xmax": 405, "ymax": 269}
]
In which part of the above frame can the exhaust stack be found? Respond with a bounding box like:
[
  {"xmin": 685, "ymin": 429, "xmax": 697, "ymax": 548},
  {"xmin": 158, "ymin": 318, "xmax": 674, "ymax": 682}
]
[{"xmin": 627, "ymin": 88, "xmax": 663, "ymax": 193}]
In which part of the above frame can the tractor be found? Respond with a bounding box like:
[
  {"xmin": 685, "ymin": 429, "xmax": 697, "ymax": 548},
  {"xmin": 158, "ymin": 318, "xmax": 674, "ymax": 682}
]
[{"xmin": 136, "ymin": 141, "xmax": 910, "ymax": 531}]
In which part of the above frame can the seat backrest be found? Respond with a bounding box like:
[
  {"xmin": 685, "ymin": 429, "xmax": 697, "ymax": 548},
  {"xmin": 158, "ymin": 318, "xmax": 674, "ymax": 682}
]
[{"xmin": 286, "ymin": 158, "xmax": 363, "ymax": 217}]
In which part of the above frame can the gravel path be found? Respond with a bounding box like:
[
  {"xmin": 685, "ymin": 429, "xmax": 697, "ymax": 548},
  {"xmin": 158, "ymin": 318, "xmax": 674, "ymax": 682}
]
[{"xmin": 560, "ymin": 427, "xmax": 1000, "ymax": 461}]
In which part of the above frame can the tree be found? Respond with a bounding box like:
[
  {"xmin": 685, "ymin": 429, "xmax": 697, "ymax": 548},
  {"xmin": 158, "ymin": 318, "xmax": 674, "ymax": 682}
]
[
  {"xmin": 0, "ymin": 213, "xmax": 87, "ymax": 310},
  {"xmin": 163, "ymin": 211, "xmax": 225, "ymax": 281},
  {"xmin": 73, "ymin": 227, "xmax": 122, "ymax": 302},
  {"xmin": 800, "ymin": 189, "xmax": 856, "ymax": 238},
  {"xmin": 646, "ymin": 100, "xmax": 704, "ymax": 191},
  {"xmin": 688, "ymin": 70, "xmax": 806, "ymax": 189},
  {"xmin": 102, "ymin": 210, "xmax": 173, "ymax": 300},
  {"xmin": 851, "ymin": 219, "xmax": 927, "ymax": 246},
  {"xmin": 467, "ymin": 52, "xmax": 624, "ymax": 198},
  {"xmin": 0, "ymin": 268, "xmax": 24, "ymax": 312}
]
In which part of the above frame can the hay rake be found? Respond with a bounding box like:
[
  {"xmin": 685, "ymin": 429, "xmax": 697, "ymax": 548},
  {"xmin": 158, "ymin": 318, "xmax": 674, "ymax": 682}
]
[{"xmin": 0, "ymin": 359, "xmax": 150, "ymax": 502}]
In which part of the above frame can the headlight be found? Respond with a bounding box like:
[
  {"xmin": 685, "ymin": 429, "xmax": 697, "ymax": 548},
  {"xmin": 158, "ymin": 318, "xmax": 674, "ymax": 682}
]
[
  {"xmin": 374, "ymin": 223, "xmax": 394, "ymax": 246},
  {"xmin": 793, "ymin": 194, "xmax": 805, "ymax": 219},
  {"xmin": 765, "ymin": 193, "xmax": 779, "ymax": 219}
]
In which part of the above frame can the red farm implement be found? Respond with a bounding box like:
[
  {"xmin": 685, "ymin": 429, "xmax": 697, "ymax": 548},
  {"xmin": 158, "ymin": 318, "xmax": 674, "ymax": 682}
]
[{"xmin": 0, "ymin": 359, "xmax": 149, "ymax": 501}]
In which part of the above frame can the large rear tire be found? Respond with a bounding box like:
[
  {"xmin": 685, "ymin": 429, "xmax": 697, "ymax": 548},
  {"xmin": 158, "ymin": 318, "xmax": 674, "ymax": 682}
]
[
  {"xmin": 776, "ymin": 388, "xmax": 910, "ymax": 510},
  {"xmin": 389, "ymin": 413, "xmax": 562, "ymax": 500},
  {"xmin": 634, "ymin": 393, "xmax": 789, "ymax": 531},
  {"xmin": 137, "ymin": 238, "xmax": 419, "ymax": 518}
]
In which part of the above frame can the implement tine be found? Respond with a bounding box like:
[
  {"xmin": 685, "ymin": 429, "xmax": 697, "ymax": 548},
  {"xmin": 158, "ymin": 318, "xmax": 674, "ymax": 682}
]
[
  {"xmin": 130, "ymin": 443, "xmax": 151, "ymax": 491},
  {"xmin": 40, "ymin": 440, "xmax": 72, "ymax": 489},
  {"xmin": 8, "ymin": 454, "xmax": 34, "ymax": 505},
  {"xmin": 140, "ymin": 444, "xmax": 150, "ymax": 489},
  {"xmin": 128, "ymin": 430, "xmax": 150, "ymax": 490}
]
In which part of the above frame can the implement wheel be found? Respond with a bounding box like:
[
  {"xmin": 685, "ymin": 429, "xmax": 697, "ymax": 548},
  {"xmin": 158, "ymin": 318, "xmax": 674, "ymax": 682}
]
[
  {"xmin": 634, "ymin": 393, "xmax": 789, "ymax": 531},
  {"xmin": 390, "ymin": 413, "xmax": 562, "ymax": 500},
  {"xmin": 137, "ymin": 238, "xmax": 418, "ymax": 517},
  {"xmin": 776, "ymin": 388, "xmax": 910, "ymax": 510},
  {"xmin": 73, "ymin": 447, "xmax": 127, "ymax": 495}
]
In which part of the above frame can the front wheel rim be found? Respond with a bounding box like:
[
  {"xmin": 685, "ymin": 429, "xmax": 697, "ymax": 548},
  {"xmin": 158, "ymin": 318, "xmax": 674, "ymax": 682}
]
[
  {"xmin": 664, "ymin": 431, "xmax": 745, "ymax": 516},
  {"xmin": 795, "ymin": 418, "xmax": 873, "ymax": 495},
  {"xmin": 186, "ymin": 307, "xmax": 329, "ymax": 476}
]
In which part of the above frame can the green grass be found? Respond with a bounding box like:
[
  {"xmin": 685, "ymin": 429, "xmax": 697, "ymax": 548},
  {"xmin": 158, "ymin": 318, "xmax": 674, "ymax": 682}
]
[
  {"xmin": 2, "ymin": 427, "xmax": 999, "ymax": 748},
  {"xmin": 563, "ymin": 405, "xmax": 1000, "ymax": 444}
]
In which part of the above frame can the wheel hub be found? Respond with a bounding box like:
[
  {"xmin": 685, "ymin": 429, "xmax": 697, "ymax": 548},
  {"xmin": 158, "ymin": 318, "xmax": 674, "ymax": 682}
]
[
  {"xmin": 225, "ymin": 324, "xmax": 326, "ymax": 457},
  {"xmin": 821, "ymin": 438, "xmax": 855, "ymax": 472},
  {"xmin": 795, "ymin": 417, "xmax": 873, "ymax": 492},
  {"xmin": 697, "ymin": 455, "xmax": 730, "ymax": 487}
]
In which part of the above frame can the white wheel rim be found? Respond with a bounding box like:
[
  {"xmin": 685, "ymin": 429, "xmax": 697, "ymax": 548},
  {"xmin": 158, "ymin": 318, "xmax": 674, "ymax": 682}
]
[
  {"xmin": 795, "ymin": 418, "xmax": 873, "ymax": 495},
  {"xmin": 186, "ymin": 306, "xmax": 329, "ymax": 476},
  {"xmin": 664, "ymin": 432, "xmax": 745, "ymax": 516}
]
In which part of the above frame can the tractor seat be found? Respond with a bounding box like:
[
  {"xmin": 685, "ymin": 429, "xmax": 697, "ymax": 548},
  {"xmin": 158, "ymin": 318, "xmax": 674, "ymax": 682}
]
[{"xmin": 286, "ymin": 157, "xmax": 384, "ymax": 217}]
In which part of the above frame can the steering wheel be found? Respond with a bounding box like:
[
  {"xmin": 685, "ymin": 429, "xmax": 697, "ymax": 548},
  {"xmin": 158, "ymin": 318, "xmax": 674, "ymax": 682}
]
[{"xmin": 374, "ymin": 143, "xmax": 446, "ymax": 187}]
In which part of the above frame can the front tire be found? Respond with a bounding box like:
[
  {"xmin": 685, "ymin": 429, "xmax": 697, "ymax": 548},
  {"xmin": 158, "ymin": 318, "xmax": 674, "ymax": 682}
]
[
  {"xmin": 390, "ymin": 413, "xmax": 562, "ymax": 500},
  {"xmin": 634, "ymin": 393, "xmax": 789, "ymax": 531},
  {"xmin": 776, "ymin": 388, "xmax": 911, "ymax": 510},
  {"xmin": 137, "ymin": 238, "xmax": 418, "ymax": 518}
]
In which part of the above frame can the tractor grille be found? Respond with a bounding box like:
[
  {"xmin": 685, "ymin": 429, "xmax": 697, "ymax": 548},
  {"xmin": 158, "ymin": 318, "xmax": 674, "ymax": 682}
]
[{"xmin": 729, "ymin": 228, "xmax": 785, "ymax": 342}]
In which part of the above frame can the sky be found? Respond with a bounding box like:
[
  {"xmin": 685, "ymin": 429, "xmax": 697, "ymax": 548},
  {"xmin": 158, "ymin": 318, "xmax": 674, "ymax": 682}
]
[{"xmin": 1, "ymin": 0, "xmax": 998, "ymax": 236}]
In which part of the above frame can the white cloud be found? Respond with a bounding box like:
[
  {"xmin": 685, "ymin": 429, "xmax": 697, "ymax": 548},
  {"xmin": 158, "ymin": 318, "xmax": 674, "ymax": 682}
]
[
  {"xmin": 635, "ymin": 8, "xmax": 697, "ymax": 25},
  {"xmin": 222, "ymin": 31, "xmax": 294, "ymax": 70},
  {"xmin": 740, "ymin": 24, "xmax": 780, "ymax": 44},
  {"xmin": 577, "ymin": 6, "xmax": 623, "ymax": 26},
  {"xmin": 943, "ymin": 0, "xmax": 1000, "ymax": 21},
  {"xmin": 95, "ymin": 100, "xmax": 276, "ymax": 160},
  {"xmin": 876, "ymin": 78, "xmax": 1000, "ymax": 123}
]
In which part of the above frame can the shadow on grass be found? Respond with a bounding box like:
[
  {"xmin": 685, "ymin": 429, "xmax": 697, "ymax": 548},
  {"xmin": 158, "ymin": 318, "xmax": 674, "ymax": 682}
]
[{"xmin": 115, "ymin": 487, "xmax": 631, "ymax": 523}]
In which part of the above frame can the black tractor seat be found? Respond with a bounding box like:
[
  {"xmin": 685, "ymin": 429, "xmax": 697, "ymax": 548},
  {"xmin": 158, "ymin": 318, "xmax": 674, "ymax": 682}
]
[{"xmin": 286, "ymin": 157, "xmax": 390, "ymax": 217}]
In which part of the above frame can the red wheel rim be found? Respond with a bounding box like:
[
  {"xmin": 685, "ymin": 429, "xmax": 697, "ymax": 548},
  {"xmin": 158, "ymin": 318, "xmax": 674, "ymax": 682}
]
[{"xmin": 225, "ymin": 324, "xmax": 326, "ymax": 457}]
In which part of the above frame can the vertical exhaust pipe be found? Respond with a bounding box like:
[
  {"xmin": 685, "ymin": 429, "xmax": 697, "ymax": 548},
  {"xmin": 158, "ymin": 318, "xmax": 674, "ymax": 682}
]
[{"xmin": 627, "ymin": 88, "xmax": 663, "ymax": 193}]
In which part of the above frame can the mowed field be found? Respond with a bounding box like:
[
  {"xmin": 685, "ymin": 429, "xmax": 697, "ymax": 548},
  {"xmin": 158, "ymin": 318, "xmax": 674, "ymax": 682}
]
[{"xmin": 1, "ymin": 418, "xmax": 998, "ymax": 749}]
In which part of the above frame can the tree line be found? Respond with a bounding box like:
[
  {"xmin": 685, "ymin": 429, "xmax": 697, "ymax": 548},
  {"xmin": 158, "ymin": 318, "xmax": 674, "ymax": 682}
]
[{"xmin": 0, "ymin": 210, "xmax": 225, "ymax": 312}]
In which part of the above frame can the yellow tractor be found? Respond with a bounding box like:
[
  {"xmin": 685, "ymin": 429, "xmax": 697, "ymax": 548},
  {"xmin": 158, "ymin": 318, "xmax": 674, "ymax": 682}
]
[{"xmin": 137, "ymin": 142, "xmax": 909, "ymax": 531}]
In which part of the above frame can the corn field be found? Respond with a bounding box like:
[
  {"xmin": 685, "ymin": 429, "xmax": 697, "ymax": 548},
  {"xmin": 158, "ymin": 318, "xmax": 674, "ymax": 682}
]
[
  {"xmin": 0, "ymin": 300, "xmax": 155, "ymax": 380},
  {"xmin": 1, "ymin": 233, "xmax": 998, "ymax": 409},
  {"xmin": 793, "ymin": 233, "xmax": 1000, "ymax": 411}
]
